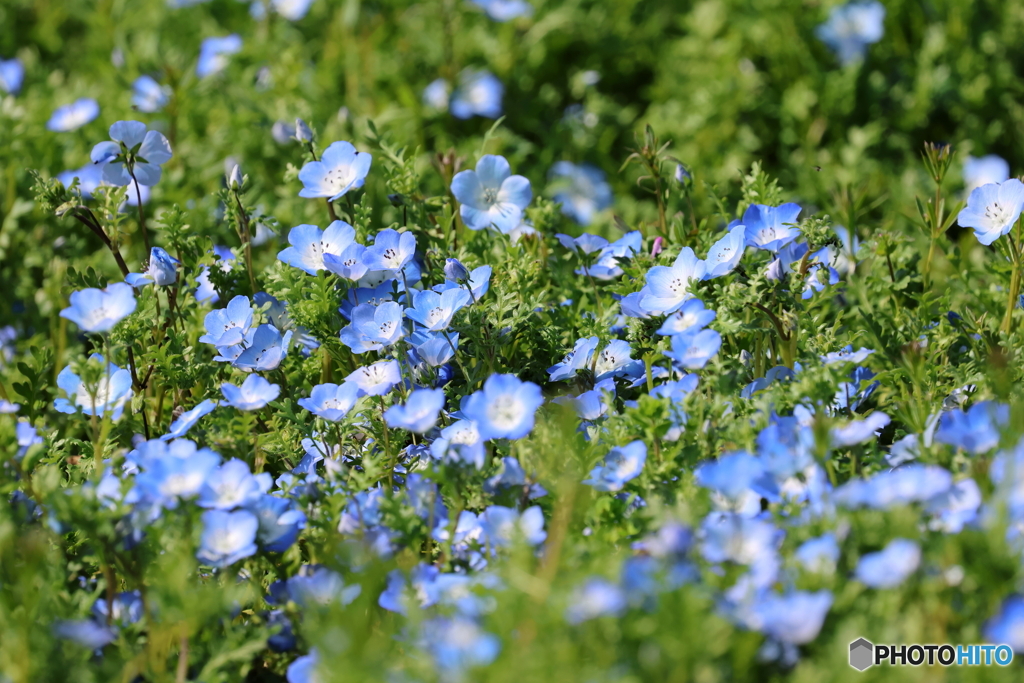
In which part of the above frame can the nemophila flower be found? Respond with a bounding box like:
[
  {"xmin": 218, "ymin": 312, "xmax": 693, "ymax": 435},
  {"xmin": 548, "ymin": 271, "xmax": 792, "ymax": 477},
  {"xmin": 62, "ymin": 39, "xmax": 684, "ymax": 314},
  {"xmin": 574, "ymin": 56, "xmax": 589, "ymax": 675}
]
[
  {"xmin": 463, "ymin": 373, "xmax": 544, "ymax": 441},
  {"xmin": 196, "ymin": 509, "xmax": 259, "ymax": 568},
  {"xmin": 985, "ymin": 596, "xmax": 1024, "ymax": 653},
  {"xmin": 340, "ymin": 302, "xmax": 405, "ymax": 353},
  {"xmin": 234, "ymin": 324, "xmax": 293, "ymax": 372},
  {"xmin": 385, "ymin": 388, "xmax": 446, "ymax": 433},
  {"xmin": 547, "ymin": 337, "xmax": 597, "ymax": 382},
  {"xmin": 480, "ymin": 505, "xmax": 546, "ymax": 546},
  {"xmin": 0, "ymin": 57, "xmax": 24, "ymax": 95},
  {"xmin": 637, "ymin": 247, "xmax": 707, "ymax": 315},
  {"xmin": 485, "ymin": 456, "xmax": 547, "ymax": 498},
  {"xmin": 197, "ymin": 459, "xmax": 272, "ymax": 510},
  {"xmin": 298, "ymin": 382, "xmax": 364, "ymax": 421},
  {"xmin": 406, "ymin": 288, "xmax": 471, "ymax": 331},
  {"xmin": 665, "ymin": 328, "xmax": 722, "ymax": 370},
  {"xmin": 925, "ymin": 478, "xmax": 981, "ymax": 533},
  {"xmin": 361, "ymin": 228, "xmax": 416, "ymax": 272},
  {"xmin": 695, "ymin": 451, "xmax": 775, "ymax": 501},
  {"xmin": 273, "ymin": 565, "xmax": 363, "ymax": 608},
  {"xmin": 830, "ymin": 411, "xmax": 890, "ymax": 447},
  {"xmin": 935, "ymin": 401, "xmax": 1008, "ymax": 454},
  {"xmin": 470, "ymin": 0, "xmax": 532, "ymax": 21},
  {"xmin": 131, "ymin": 75, "xmax": 170, "ymax": 113},
  {"xmin": 703, "ymin": 224, "xmax": 746, "ymax": 279},
  {"xmin": 277, "ymin": 221, "xmax": 359, "ymax": 275},
  {"xmin": 795, "ymin": 534, "xmax": 840, "ymax": 574},
  {"xmin": 90, "ymin": 121, "xmax": 173, "ymax": 186},
  {"xmin": 657, "ymin": 298, "xmax": 716, "ymax": 336},
  {"xmin": 444, "ymin": 258, "xmax": 470, "ymax": 283},
  {"xmin": 834, "ymin": 366, "xmax": 878, "ymax": 412},
  {"xmin": 430, "ymin": 419, "xmax": 486, "ymax": 468},
  {"xmin": 346, "ymin": 360, "xmax": 402, "ymax": 396},
  {"xmin": 751, "ymin": 591, "xmax": 832, "ymax": 645},
  {"xmin": 757, "ymin": 417, "xmax": 815, "ymax": 479},
  {"xmin": 549, "ymin": 161, "xmax": 613, "ymax": 225},
  {"xmin": 91, "ymin": 591, "xmax": 143, "ymax": 627},
  {"xmin": 451, "ymin": 155, "xmax": 532, "ymax": 233},
  {"xmin": 286, "ymin": 650, "xmax": 321, "ymax": 683},
  {"xmin": 54, "ymin": 356, "xmax": 133, "ymax": 420},
  {"xmin": 221, "ymin": 375, "xmax": 280, "ymax": 410},
  {"xmin": 197, "ymin": 35, "xmax": 242, "ymax": 78},
  {"xmin": 411, "ymin": 330, "xmax": 459, "ymax": 368},
  {"xmin": 821, "ymin": 345, "xmax": 874, "ymax": 365},
  {"xmin": 964, "ymin": 154, "xmax": 1010, "ymax": 195},
  {"xmin": 578, "ymin": 231, "xmax": 642, "ymax": 280},
  {"xmin": 583, "ymin": 441, "xmax": 647, "ymax": 492},
  {"xmin": 699, "ymin": 512, "xmax": 781, "ymax": 565},
  {"xmin": 816, "ymin": 1, "xmax": 886, "ymax": 65},
  {"xmin": 557, "ymin": 232, "xmax": 608, "ymax": 256},
  {"xmin": 129, "ymin": 444, "xmax": 222, "ymax": 517},
  {"xmin": 298, "ymin": 141, "xmax": 371, "ymax": 202},
  {"xmin": 267, "ymin": 0, "xmax": 314, "ymax": 20},
  {"xmin": 957, "ymin": 179, "xmax": 1024, "ymax": 246},
  {"xmin": 53, "ymin": 620, "xmax": 118, "ymax": 649},
  {"xmin": 0, "ymin": 399, "xmax": 19, "ymax": 413},
  {"xmin": 199, "ymin": 295, "xmax": 254, "ymax": 347},
  {"xmin": 160, "ymin": 398, "xmax": 218, "ymax": 440},
  {"xmin": 434, "ymin": 264, "xmax": 493, "ymax": 300},
  {"xmin": 419, "ymin": 617, "xmax": 501, "ymax": 673},
  {"xmin": 855, "ymin": 538, "xmax": 920, "ymax": 588},
  {"xmin": 423, "ymin": 78, "xmax": 451, "ymax": 110},
  {"xmin": 126, "ymin": 246, "xmax": 179, "ymax": 286},
  {"xmin": 249, "ymin": 494, "xmax": 306, "ymax": 552},
  {"xmin": 565, "ymin": 578, "xmax": 626, "ymax": 624},
  {"xmin": 47, "ymin": 98, "xmax": 99, "ymax": 132},
  {"xmin": 16, "ymin": 422, "xmax": 43, "ymax": 459},
  {"xmin": 800, "ymin": 253, "xmax": 840, "ymax": 300},
  {"xmin": 834, "ymin": 464, "xmax": 952, "ymax": 509},
  {"xmin": 60, "ymin": 282, "xmax": 136, "ymax": 332},
  {"xmin": 450, "ymin": 68, "xmax": 503, "ymax": 119},
  {"xmin": 742, "ymin": 203, "xmax": 802, "ymax": 252}
]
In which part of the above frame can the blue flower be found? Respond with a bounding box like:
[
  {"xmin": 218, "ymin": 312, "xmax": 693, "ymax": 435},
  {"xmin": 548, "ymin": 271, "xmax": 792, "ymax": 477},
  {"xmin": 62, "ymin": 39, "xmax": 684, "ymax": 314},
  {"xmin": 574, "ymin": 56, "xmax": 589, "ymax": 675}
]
[
  {"xmin": 0, "ymin": 57, "xmax": 24, "ymax": 95},
  {"xmin": 964, "ymin": 154, "xmax": 1010, "ymax": 195},
  {"xmin": 160, "ymin": 399, "xmax": 218, "ymax": 440},
  {"xmin": 820, "ymin": 345, "xmax": 874, "ymax": 365},
  {"xmin": 340, "ymin": 302, "xmax": 405, "ymax": 353},
  {"xmin": 53, "ymin": 620, "xmax": 117, "ymax": 649},
  {"xmin": 451, "ymin": 155, "xmax": 532, "ymax": 233},
  {"xmin": 433, "ymin": 264, "xmax": 492, "ymax": 300},
  {"xmin": 345, "ymin": 360, "xmax": 402, "ymax": 396},
  {"xmin": 298, "ymin": 141, "xmax": 371, "ymax": 202},
  {"xmin": 450, "ymin": 69, "xmax": 503, "ymax": 119},
  {"xmin": 480, "ymin": 505, "xmax": 546, "ymax": 546},
  {"xmin": 248, "ymin": 494, "xmax": 307, "ymax": 552},
  {"xmin": 126, "ymin": 246, "xmax": 180, "ymax": 286},
  {"xmin": 129, "ymin": 440, "xmax": 222, "ymax": 516},
  {"xmin": 463, "ymin": 373, "xmax": 544, "ymax": 441},
  {"xmin": 196, "ymin": 35, "xmax": 243, "ymax": 78},
  {"xmin": 699, "ymin": 512, "xmax": 781, "ymax": 565},
  {"xmin": 957, "ymin": 179, "xmax": 1024, "ymax": 246},
  {"xmin": 834, "ymin": 464, "xmax": 952, "ymax": 509},
  {"xmin": 411, "ymin": 330, "xmax": 459, "ymax": 367},
  {"xmin": 583, "ymin": 441, "xmax": 647, "ymax": 492},
  {"xmin": 198, "ymin": 459, "xmax": 272, "ymax": 509},
  {"xmin": 637, "ymin": 248, "xmax": 707, "ymax": 315},
  {"xmin": 702, "ymin": 225, "xmax": 746, "ymax": 279},
  {"xmin": 131, "ymin": 75, "xmax": 170, "ymax": 113},
  {"xmin": 272, "ymin": 565, "xmax": 362, "ymax": 608},
  {"xmin": 423, "ymin": 78, "xmax": 451, "ymax": 110},
  {"xmin": 233, "ymin": 324, "xmax": 293, "ymax": 372},
  {"xmin": 47, "ymin": 98, "xmax": 99, "ymax": 132},
  {"xmin": 361, "ymin": 228, "xmax": 416, "ymax": 272},
  {"xmin": 984, "ymin": 596, "xmax": 1024, "ymax": 653},
  {"xmin": 277, "ymin": 221, "xmax": 360, "ymax": 275},
  {"xmin": 297, "ymin": 382, "xmax": 364, "ymax": 421},
  {"xmin": 406, "ymin": 288, "xmax": 471, "ymax": 331},
  {"xmin": 556, "ymin": 232, "xmax": 608, "ymax": 255},
  {"xmin": 221, "ymin": 375, "xmax": 280, "ymax": 410},
  {"xmin": 576, "ymin": 231, "xmax": 642, "ymax": 280},
  {"xmin": 925, "ymin": 478, "xmax": 981, "ymax": 533},
  {"xmin": 934, "ymin": 401, "xmax": 1008, "ymax": 454},
  {"xmin": 816, "ymin": 1, "xmax": 886, "ymax": 65},
  {"xmin": 430, "ymin": 419, "xmax": 486, "ymax": 469},
  {"xmin": 91, "ymin": 591, "xmax": 143, "ymax": 626},
  {"xmin": 196, "ymin": 509, "xmax": 259, "ymax": 568},
  {"xmin": 830, "ymin": 411, "xmax": 890, "ymax": 447},
  {"xmin": 444, "ymin": 258, "xmax": 471, "ymax": 283},
  {"xmin": 565, "ymin": 578, "xmax": 626, "ymax": 624},
  {"xmin": 470, "ymin": 0, "xmax": 532, "ymax": 21},
  {"xmin": 385, "ymin": 388, "xmax": 446, "ymax": 433},
  {"xmin": 269, "ymin": 0, "xmax": 314, "ymax": 20},
  {"xmin": 286, "ymin": 650, "xmax": 320, "ymax": 683},
  {"xmin": 90, "ymin": 121, "xmax": 173, "ymax": 186},
  {"xmin": 199, "ymin": 295, "xmax": 255, "ymax": 347},
  {"xmin": 665, "ymin": 328, "xmax": 722, "ymax": 370},
  {"xmin": 795, "ymin": 534, "xmax": 840, "ymax": 574},
  {"xmin": 549, "ymin": 161, "xmax": 613, "ymax": 225},
  {"xmin": 60, "ymin": 282, "xmax": 137, "ymax": 332},
  {"xmin": 742, "ymin": 203, "xmax": 802, "ymax": 252},
  {"xmin": 854, "ymin": 538, "xmax": 920, "ymax": 588},
  {"xmin": 54, "ymin": 355, "xmax": 133, "ymax": 420},
  {"xmin": 695, "ymin": 451, "xmax": 776, "ymax": 501},
  {"xmin": 547, "ymin": 336, "xmax": 599, "ymax": 382},
  {"xmin": 656, "ymin": 298, "xmax": 716, "ymax": 336},
  {"xmin": 419, "ymin": 617, "xmax": 501, "ymax": 673},
  {"xmin": 751, "ymin": 591, "xmax": 833, "ymax": 644}
]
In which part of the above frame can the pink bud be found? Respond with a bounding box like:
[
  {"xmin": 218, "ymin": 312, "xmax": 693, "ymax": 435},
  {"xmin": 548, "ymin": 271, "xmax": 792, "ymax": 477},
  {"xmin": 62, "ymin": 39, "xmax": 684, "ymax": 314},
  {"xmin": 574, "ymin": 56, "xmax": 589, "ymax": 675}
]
[{"xmin": 651, "ymin": 237, "xmax": 664, "ymax": 257}]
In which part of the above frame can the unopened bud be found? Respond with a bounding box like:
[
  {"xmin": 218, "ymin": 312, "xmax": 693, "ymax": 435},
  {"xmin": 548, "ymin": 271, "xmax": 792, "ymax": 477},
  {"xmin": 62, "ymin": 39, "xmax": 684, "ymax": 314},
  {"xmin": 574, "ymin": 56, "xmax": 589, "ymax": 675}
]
[
  {"xmin": 295, "ymin": 118, "xmax": 313, "ymax": 143},
  {"xmin": 228, "ymin": 164, "xmax": 243, "ymax": 190},
  {"xmin": 444, "ymin": 258, "xmax": 470, "ymax": 282}
]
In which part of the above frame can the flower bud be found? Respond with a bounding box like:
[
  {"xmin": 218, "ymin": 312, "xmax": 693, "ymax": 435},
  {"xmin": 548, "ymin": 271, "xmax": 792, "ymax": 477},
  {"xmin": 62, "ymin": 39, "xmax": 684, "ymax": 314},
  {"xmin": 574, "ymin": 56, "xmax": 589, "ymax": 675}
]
[
  {"xmin": 295, "ymin": 118, "xmax": 313, "ymax": 143},
  {"xmin": 228, "ymin": 164, "xmax": 243, "ymax": 190},
  {"xmin": 444, "ymin": 258, "xmax": 470, "ymax": 283},
  {"xmin": 674, "ymin": 163, "xmax": 691, "ymax": 184}
]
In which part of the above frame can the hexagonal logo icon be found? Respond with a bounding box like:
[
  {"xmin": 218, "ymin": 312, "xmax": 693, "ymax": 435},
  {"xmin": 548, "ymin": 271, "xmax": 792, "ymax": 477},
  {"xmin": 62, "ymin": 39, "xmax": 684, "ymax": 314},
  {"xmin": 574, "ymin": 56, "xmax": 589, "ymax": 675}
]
[{"xmin": 849, "ymin": 638, "xmax": 874, "ymax": 671}]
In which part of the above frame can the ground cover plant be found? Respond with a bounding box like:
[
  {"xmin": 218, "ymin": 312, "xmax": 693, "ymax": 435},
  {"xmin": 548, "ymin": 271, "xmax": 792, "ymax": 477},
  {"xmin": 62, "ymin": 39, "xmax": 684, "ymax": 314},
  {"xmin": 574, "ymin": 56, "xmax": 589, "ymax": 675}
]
[{"xmin": 3, "ymin": 0, "xmax": 1024, "ymax": 681}]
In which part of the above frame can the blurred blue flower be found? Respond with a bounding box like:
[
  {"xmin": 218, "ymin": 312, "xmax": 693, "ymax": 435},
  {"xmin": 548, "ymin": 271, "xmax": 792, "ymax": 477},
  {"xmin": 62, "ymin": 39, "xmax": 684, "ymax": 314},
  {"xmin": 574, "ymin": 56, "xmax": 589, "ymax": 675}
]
[
  {"xmin": 830, "ymin": 411, "xmax": 890, "ymax": 447},
  {"xmin": 249, "ymin": 494, "xmax": 307, "ymax": 552},
  {"xmin": 298, "ymin": 142, "xmax": 371, "ymax": 202},
  {"xmin": 271, "ymin": 565, "xmax": 362, "ymax": 608},
  {"xmin": 53, "ymin": 619, "xmax": 117, "ymax": 649},
  {"xmin": 577, "ymin": 231, "xmax": 642, "ymax": 280},
  {"xmin": 411, "ymin": 330, "xmax": 459, "ymax": 368},
  {"xmin": 751, "ymin": 590, "xmax": 832, "ymax": 644},
  {"xmin": 935, "ymin": 401, "xmax": 1008, "ymax": 454},
  {"xmin": 925, "ymin": 478, "xmax": 981, "ymax": 533},
  {"xmin": 128, "ymin": 440, "xmax": 221, "ymax": 515},
  {"xmin": 957, "ymin": 179, "xmax": 1024, "ymax": 246},
  {"xmin": 0, "ymin": 57, "xmax": 24, "ymax": 95},
  {"xmin": 742, "ymin": 203, "xmax": 802, "ymax": 252},
  {"xmin": 198, "ymin": 459, "xmax": 272, "ymax": 509},
  {"xmin": 131, "ymin": 75, "xmax": 170, "ymax": 113},
  {"xmin": 54, "ymin": 355, "xmax": 133, "ymax": 420},
  {"xmin": 298, "ymin": 382, "xmax": 364, "ymax": 421},
  {"xmin": 419, "ymin": 617, "xmax": 500, "ymax": 673},
  {"xmin": 463, "ymin": 373, "xmax": 544, "ymax": 440},
  {"xmin": 703, "ymin": 224, "xmax": 746, "ymax": 279},
  {"xmin": 665, "ymin": 328, "xmax": 721, "ymax": 370},
  {"xmin": 821, "ymin": 345, "xmax": 874, "ymax": 365},
  {"xmin": 91, "ymin": 591, "xmax": 143, "ymax": 626},
  {"xmin": 278, "ymin": 221, "xmax": 360, "ymax": 275},
  {"xmin": 361, "ymin": 228, "xmax": 416, "ymax": 272},
  {"xmin": 480, "ymin": 505, "xmax": 546, "ymax": 546},
  {"xmin": 470, "ymin": 0, "xmax": 532, "ymax": 21},
  {"xmin": 47, "ymin": 98, "xmax": 99, "ymax": 132},
  {"xmin": 60, "ymin": 282, "xmax": 137, "ymax": 332},
  {"xmin": 565, "ymin": 578, "xmax": 626, "ymax": 624},
  {"xmin": 450, "ymin": 69, "xmax": 503, "ymax": 119},
  {"xmin": 196, "ymin": 35, "xmax": 242, "ymax": 78},
  {"xmin": 196, "ymin": 509, "xmax": 259, "ymax": 568},
  {"xmin": 268, "ymin": 0, "xmax": 314, "ymax": 20},
  {"xmin": 221, "ymin": 375, "xmax": 280, "ymax": 410},
  {"xmin": 126, "ymin": 246, "xmax": 180, "ymax": 286},
  {"xmin": 430, "ymin": 419, "xmax": 486, "ymax": 469},
  {"xmin": 161, "ymin": 398, "xmax": 218, "ymax": 440},
  {"xmin": 816, "ymin": 1, "xmax": 886, "ymax": 65},
  {"xmin": 406, "ymin": 288, "xmax": 471, "ymax": 331},
  {"xmin": 549, "ymin": 161, "xmax": 613, "ymax": 225},
  {"xmin": 854, "ymin": 538, "xmax": 920, "ymax": 588},
  {"xmin": 834, "ymin": 464, "xmax": 952, "ymax": 509},
  {"xmin": 637, "ymin": 247, "xmax": 707, "ymax": 315},
  {"xmin": 286, "ymin": 649, "xmax": 320, "ymax": 683},
  {"xmin": 556, "ymin": 232, "xmax": 607, "ymax": 255},
  {"xmin": 452, "ymin": 155, "xmax": 532, "ymax": 233},
  {"xmin": 984, "ymin": 596, "xmax": 1024, "ymax": 653},
  {"xmin": 340, "ymin": 301, "xmax": 405, "ymax": 353},
  {"xmin": 964, "ymin": 154, "xmax": 1010, "ymax": 195},
  {"xmin": 423, "ymin": 78, "xmax": 451, "ymax": 110},
  {"xmin": 90, "ymin": 120, "xmax": 173, "ymax": 186},
  {"xmin": 583, "ymin": 441, "xmax": 647, "ymax": 492},
  {"xmin": 657, "ymin": 298, "xmax": 716, "ymax": 336},
  {"xmin": 795, "ymin": 534, "xmax": 840, "ymax": 574},
  {"xmin": 345, "ymin": 360, "xmax": 402, "ymax": 396},
  {"xmin": 385, "ymin": 388, "xmax": 446, "ymax": 433}
]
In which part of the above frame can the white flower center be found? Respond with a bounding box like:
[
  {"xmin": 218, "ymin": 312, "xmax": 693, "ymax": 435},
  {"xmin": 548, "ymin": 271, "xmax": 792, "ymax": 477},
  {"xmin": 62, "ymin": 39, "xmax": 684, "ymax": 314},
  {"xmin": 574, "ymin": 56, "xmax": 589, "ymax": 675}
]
[{"xmin": 486, "ymin": 395, "xmax": 523, "ymax": 430}]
